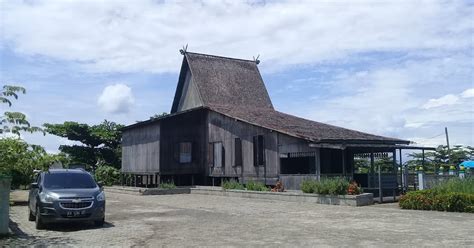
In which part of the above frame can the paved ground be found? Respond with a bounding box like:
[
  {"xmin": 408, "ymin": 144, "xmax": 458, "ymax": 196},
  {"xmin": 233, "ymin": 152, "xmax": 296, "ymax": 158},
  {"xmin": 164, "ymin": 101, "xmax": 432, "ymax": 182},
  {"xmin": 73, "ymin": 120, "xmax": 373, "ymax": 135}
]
[{"xmin": 1, "ymin": 190, "xmax": 473, "ymax": 247}]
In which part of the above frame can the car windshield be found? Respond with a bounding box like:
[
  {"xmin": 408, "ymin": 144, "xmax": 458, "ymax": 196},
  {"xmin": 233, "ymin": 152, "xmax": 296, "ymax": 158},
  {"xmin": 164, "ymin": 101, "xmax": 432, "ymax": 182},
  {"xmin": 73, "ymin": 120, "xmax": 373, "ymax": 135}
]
[{"xmin": 43, "ymin": 172, "xmax": 97, "ymax": 189}]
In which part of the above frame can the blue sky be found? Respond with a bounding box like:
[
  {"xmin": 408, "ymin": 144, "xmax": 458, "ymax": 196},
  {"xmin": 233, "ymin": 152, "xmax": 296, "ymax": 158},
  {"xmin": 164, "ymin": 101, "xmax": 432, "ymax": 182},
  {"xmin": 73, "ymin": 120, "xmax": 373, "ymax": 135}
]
[{"xmin": 1, "ymin": 0, "xmax": 473, "ymax": 153}]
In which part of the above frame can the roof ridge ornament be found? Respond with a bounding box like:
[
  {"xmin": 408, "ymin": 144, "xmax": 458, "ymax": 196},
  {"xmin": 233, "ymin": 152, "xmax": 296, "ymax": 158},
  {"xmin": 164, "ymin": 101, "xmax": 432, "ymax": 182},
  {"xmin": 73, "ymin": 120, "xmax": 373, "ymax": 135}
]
[
  {"xmin": 253, "ymin": 54, "xmax": 260, "ymax": 64},
  {"xmin": 179, "ymin": 44, "xmax": 188, "ymax": 55}
]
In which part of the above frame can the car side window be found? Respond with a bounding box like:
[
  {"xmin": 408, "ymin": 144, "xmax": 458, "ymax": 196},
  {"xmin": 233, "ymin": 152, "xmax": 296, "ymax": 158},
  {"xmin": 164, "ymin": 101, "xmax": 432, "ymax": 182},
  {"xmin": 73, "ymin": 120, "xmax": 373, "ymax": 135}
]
[{"xmin": 36, "ymin": 173, "xmax": 42, "ymax": 184}]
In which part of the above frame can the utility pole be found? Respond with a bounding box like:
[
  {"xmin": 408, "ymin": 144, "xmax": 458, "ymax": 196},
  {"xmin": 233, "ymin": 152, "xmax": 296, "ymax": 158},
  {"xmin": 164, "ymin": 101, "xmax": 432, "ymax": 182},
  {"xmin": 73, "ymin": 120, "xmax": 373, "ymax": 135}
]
[{"xmin": 445, "ymin": 127, "xmax": 451, "ymax": 164}]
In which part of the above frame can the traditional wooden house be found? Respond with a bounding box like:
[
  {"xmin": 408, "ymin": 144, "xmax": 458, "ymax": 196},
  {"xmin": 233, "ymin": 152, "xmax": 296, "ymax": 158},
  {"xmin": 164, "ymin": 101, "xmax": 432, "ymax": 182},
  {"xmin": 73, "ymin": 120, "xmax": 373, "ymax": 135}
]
[{"xmin": 121, "ymin": 52, "xmax": 415, "ymax": 193}]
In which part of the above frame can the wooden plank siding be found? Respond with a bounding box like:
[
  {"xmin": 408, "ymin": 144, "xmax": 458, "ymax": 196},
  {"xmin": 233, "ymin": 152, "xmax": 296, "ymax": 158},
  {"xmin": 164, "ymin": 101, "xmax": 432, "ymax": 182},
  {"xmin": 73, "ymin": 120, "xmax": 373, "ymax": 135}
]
[
  {"xmin": 159, "ymin": 109, "xmax": 207, "ymax": 177},
  {"xmin": 121, "ymin": 122, "xmax": 160, "ymax": 174},
  {"xmin": 207, "ymin": 111, "xmax": 279, "ymax": 182}
]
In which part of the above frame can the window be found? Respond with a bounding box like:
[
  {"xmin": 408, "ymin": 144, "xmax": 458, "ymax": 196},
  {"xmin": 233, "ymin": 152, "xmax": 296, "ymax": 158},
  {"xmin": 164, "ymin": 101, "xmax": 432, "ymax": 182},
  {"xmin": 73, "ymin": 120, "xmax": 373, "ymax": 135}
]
[
  {"xmin": 209, "ymin": 142, "xmax": 224, "ymax": 168},
  {"xmin": 253, "ymin": 135, "xmax": 265, "ymax": 166},
  {"xmin": 208, "ymin": 143, "xmax": 214, "ymax": 167},
  {"xmin": 234, "ymin": 138, "xmax": 242, "ymax": 166},
  {"xmin": 176, "ymin": 142, "xmax": 192, "ymax": 163},
  {"xmin": 43, "ymin": 173, "xmax": 97, "ymax": 189}
]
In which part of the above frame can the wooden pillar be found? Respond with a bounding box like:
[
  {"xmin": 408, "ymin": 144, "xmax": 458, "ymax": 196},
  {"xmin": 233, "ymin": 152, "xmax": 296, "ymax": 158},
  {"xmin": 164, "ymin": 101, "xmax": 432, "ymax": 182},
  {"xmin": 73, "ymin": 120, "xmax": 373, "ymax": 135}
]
[
  {"xmin": 342, "ymin": 149, "xmax": 346, "ymax": 177},
  {"xmin": 393, "ymin": 149, "xmax": 397, "ymax": 200},
  {"xmin": 422, "ymin": 149, "xmax": 425, "ymax": 169},
  {"xmin": 399, "ymin": 149, "xmax": 403, "ymax": 192},
  {"xmin": 315, "ymin": 150, "xmax": 320, "ymax": 181},
  {"xmin": 370, "ymin": 151, "xmax": 375, "ymax": 188},
  {"xmin": 378, "ymin": 151, "xmax": 383, "ymax": 204}
]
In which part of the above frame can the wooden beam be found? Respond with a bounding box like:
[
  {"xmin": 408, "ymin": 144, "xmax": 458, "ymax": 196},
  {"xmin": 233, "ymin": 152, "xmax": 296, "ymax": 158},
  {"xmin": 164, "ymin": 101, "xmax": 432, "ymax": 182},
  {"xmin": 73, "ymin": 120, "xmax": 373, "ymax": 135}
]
[
  {"xmin": 370, "ymin": 151, "xmax": 375, "ymax": 188},
  {"xmin": 378, "ymin": 150, "xmax": 383, "ymax": 204},
  {"xmin": 342, "ymin": 149, "xmax": 346, "ymax": 177}
]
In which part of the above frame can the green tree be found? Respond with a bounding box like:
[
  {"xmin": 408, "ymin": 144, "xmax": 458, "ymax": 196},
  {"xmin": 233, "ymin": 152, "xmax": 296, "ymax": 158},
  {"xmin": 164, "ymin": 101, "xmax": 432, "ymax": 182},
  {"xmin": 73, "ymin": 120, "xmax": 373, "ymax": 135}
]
[
  {"xmin": 44, "ymin": 120, "xmax": 124, "ymax": 169},
  {"xmin": 0, "ymin": 137, "xmax": 67, "ymax": 188},
  {"xmin": 407, "ymin": 145, "xmax": 472, "ymax": 172},
  {"xmin": 149, "ymin": 112, "xmax": 168, "ymax": 120},
  {"xmin": 1, "ymin": 85, "xmax": 43, "ymax": 136}
]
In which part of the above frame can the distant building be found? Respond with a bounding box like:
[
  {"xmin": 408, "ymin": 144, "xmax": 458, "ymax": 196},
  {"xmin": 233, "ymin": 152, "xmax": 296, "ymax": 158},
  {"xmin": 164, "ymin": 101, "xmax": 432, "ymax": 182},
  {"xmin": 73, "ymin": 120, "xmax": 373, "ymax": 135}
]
[{"xmin": 121, "ymin": 52, "xmax": 410, "ymax": 190}]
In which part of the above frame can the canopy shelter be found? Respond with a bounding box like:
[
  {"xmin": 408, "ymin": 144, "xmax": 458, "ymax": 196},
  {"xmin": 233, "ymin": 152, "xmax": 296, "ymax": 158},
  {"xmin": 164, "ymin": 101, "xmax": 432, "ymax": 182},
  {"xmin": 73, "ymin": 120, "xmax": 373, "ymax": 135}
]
[{"xmin": 309, "ymin": 143, "xmax": 436, "ymax": 203}]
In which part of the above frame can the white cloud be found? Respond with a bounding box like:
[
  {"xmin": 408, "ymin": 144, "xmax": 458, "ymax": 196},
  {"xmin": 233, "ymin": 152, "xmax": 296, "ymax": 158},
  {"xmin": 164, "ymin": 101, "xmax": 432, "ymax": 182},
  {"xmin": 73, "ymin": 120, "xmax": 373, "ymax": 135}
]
[
  {"xmin": 97, "ymin": 84, "xmax": 135, "ymax": 114},
  {"xmin": 299, "ymin": 56, "xmax": 473, "ymax": 146},
  {"xmin": 461, "ymin": 88, "xmax": 474, "ymax": 98},
  {"xmin": 2, "ymin": 0, "xmax": 472, "ymax": 73},
  {"xmin": 422, "ymin": 94, "xmax": 459, "ymax": 109},
  {"xmin": 2, "ymin": 0, "xmax": 473, "ymax": 150}
]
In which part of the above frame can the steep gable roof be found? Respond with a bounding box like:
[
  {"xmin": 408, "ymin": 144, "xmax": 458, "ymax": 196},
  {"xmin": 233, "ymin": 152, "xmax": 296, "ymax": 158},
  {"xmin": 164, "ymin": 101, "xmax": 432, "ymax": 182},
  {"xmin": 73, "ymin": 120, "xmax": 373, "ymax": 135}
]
[
  {"xmin": 141, "ymin": 51, "xmax": 410, "ymax": 145},
  {"xmin": 171, "ymin": 52, "xmax": 274, "ymax": 113}
]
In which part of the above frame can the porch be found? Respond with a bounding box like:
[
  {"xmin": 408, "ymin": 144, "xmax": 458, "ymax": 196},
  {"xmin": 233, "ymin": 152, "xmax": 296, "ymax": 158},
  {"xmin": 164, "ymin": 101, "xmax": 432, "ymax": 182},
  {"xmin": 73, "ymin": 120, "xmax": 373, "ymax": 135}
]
[{"xmin": 279, "ymin": 143, "xmax": 435, "ymax": 202}]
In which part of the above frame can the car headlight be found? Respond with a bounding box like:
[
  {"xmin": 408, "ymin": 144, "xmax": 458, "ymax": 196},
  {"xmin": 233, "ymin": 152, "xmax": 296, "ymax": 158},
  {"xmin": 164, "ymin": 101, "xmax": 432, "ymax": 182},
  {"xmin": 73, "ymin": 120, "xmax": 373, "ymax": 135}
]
[
  {"xmin": 39, "ymin": 192, "xmax": 57, "ymax": 203},
  {"xmin": 96, "ymin": 191, "xmax": 105, "ymax": 201}
]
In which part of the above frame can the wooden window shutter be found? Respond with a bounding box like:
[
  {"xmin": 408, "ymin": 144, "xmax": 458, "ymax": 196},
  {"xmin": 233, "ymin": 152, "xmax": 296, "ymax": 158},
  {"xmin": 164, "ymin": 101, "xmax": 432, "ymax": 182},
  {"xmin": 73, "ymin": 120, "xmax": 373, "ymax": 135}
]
[
  {"xmin": 208, "ymin": 143, "xmax": 214, "ymax": 167},
  {"xmin": 174, "ymin": 143, "xmax": 179, "ymax": 162},
  {"xmin": 221, "ymin": 144, "xmax": 225, "ymax": 168},
  {"xmin": 214, "ymin": 142, "xmax": 223, "ymax": 168},
  {"xmin": 234, "ymin": 138, "xmax": 242, "ymax": 166},
  {"xmin": 258, "ymin": 135, "xmax": 265, "ymax": 166},
  {"xmin": 253, "ymin": 136, "xmax": 258, "ymax": 166}
]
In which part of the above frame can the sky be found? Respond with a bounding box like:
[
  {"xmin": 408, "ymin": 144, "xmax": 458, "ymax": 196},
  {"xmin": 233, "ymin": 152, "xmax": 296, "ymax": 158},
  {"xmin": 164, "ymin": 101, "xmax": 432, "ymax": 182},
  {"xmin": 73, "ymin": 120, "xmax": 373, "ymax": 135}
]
[{"xmin": 0, "ymin": 0, "xmax": 473, "ymax": 153}]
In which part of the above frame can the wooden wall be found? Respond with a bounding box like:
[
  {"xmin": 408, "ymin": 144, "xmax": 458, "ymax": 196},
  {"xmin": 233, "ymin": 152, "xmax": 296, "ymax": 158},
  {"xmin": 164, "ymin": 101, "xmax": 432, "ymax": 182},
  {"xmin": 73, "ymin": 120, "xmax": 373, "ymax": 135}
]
[
  {"xmin": 208, "ymin": 112, "xmax": 279, "ymax": 182},
  {"xmin": 121, "ymin": 122, "xmax": 160, "ymax": 174},
  {"xmin": 176, "ymin": 70, "xmax": 203, "ymax": 112},
  {"xmin": 160, "ymin": 109, "xmax": 207, "ymax": 177},
  {"xmin": 121, "ymin": 108, "xmax": 327, "ymax": 186}
]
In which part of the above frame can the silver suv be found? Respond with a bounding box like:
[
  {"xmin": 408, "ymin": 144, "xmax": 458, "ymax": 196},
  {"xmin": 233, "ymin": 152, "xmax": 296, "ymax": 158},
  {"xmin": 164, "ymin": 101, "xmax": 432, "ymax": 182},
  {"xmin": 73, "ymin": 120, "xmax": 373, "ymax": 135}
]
[{"xmin": 28, "ymin": 169, "xmax": 106, "ymax": 229}]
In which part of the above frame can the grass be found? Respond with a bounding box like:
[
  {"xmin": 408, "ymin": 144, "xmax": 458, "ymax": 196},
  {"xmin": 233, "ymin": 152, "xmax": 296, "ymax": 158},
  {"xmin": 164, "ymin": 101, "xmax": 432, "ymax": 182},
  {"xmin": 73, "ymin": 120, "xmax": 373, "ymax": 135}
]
[
  {"xmin": 245, "ymin": 181, "xmax": 269, "ymax": 191},
  {"xmin": 222, "ymin": 179, "xmax": 245, "ymax": 190},
  {"xmin": 159, "ymin": 182, "xmax": 177, "ymax": 189},
  {"xmin": 430, "ymin": 177, "xmax": 474, "ymax": 194},
  {"xmin": 399, "ymin": 177, "xmax": 474, "ymax": 213},
  {"xmin": 301, "ymin": 177, "xmax": 350, "ymax": 195}
]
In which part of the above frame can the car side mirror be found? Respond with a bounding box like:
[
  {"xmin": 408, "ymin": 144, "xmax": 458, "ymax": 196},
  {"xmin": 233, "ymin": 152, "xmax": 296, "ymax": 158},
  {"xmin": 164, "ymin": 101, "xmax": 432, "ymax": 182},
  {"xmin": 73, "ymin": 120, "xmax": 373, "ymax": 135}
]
[
  {"xmin": 97, "ymin": 181, "xmax": 104, "ymax": 188},
  {"xmin": 30, "ymin": 182, "xmax": 39, "ymax": 189}
]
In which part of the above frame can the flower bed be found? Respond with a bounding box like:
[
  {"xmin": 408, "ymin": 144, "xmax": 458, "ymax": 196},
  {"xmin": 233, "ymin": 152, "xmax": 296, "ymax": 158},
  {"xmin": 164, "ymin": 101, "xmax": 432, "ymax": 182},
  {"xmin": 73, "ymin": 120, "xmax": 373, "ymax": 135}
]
[
  {"xmin": 301, "ymin": 178, "xmax": 362, "ymax": 195},
  {"xmin": 191, "ymin": 186, "xmax": 373, "ymax": 206},
  {"xmin": 399, "ymin": 178, "xmax": 474, "ymax": 213}
]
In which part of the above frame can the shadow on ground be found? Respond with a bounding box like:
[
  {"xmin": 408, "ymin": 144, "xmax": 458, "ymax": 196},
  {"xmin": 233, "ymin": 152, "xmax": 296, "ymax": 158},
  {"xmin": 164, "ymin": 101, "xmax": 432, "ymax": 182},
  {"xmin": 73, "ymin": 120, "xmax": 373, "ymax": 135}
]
[
  {"xmin": 44, "ymin": 221, "xmax": 115, "ymax": 232},
  {"xmin": 1, "ymin": 219, "xmax": 113, "ymax": 247}
]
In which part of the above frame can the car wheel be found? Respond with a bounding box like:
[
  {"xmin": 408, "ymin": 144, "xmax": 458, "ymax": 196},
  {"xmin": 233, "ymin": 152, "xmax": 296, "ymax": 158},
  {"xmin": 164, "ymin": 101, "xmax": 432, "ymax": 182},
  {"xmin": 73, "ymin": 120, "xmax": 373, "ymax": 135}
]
[
  {"xmin": 28, "ymin": 208, "xmax": 35, "ymax": 221},
  {"xmin": 94, "ymin": 218, "xmax": 105, "ymax": 227},
  {"xmin": 35, "ymin": 206, "xmax": 45, "ymax": 230}
]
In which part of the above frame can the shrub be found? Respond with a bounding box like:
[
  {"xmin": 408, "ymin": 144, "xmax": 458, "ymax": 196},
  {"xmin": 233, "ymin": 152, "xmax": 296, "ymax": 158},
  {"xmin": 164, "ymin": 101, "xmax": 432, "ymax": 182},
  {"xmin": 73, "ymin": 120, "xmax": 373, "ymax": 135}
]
[
  {"xmin": 399, "ymin": 190, "xmax": 436, "ymax": 210},
  {"xmin": 94, "ymin": 165, "xmax": 120, "ymax": 186},
  {"xmin": 347, "ymin": 181, "xmax": 363, "ymax": 195},
  {"xmin": 399, "ymin": 190, "xmax": 474, "ymax": 213},
  {"xmin": 222, "ymin": 179, "xmax": 245, "ymax": 190},
  {"xmin": 301, "ymin": 180, "xmax": 317, "ymax": 193},
  {"xmin": 246, "ymin": 181, "xmax": 269, "ymax": 191},
  {"xmin": 159, "ymin": 182, "xmax": 176, "ymax": 189},
  {"xmin": 431, "ymin": 177, "xmax": 474, "ymax": 195},
  {"xmin": 301, "ymin": 178, "xmax": 350, "ymax": 195}
]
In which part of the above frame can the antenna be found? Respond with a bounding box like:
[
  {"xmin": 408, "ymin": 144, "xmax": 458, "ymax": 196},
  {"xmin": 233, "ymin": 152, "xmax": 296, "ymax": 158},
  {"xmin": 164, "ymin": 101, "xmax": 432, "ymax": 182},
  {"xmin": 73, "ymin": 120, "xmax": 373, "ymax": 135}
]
[
  {"xmin": 253, "ymin": 54, "xmax": 260, "ymax": 64},
  {"xmin": 179, "ymin": 44, "xmax": 188, "ymax": 55}
]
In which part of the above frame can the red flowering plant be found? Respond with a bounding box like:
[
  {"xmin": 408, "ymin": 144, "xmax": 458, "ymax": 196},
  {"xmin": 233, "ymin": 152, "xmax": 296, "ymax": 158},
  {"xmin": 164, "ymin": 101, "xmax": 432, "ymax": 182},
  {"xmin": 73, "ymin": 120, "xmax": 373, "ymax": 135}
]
[{"xmin": 347, "ymin": 180, "xmax": 362, "ymax": 195}]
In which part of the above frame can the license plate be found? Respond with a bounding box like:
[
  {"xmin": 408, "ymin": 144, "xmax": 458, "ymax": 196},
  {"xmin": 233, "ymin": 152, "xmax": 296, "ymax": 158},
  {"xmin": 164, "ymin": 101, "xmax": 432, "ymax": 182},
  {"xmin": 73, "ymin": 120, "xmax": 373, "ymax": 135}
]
[{"xmin": 66, "ymin": 210, "xmax": 86, "ymax": 217}]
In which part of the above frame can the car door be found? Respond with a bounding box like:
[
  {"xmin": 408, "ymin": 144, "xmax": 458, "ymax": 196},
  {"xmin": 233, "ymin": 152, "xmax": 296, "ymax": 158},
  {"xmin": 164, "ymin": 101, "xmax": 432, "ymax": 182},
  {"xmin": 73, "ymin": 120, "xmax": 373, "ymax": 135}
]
[{"xmin": 29, "ymin": 173, "xmax": 41, "ymax": 211}]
